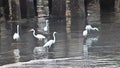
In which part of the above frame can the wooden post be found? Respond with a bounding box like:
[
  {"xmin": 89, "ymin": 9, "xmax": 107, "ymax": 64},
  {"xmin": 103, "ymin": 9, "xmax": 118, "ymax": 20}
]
[{"xmin": 8, "ymin": 0, "xmax": 21, "ymax": 21}]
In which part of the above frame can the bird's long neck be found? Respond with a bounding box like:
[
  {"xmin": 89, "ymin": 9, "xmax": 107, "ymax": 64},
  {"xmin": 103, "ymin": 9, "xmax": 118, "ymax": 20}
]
[
  {"xmin": 17, "ymin": 25, "xmax": 19, "ymax": 34},
  {"xmin": 33, "ymin": 30, "xmax": 36, "ymax": 37},
  {"xmin": 53, "ymin": 33, "xmax": 56, "ymax": 42},
  {"xmin": 46, "ymin": 21, "xmax": 48, "ymax": 27}
]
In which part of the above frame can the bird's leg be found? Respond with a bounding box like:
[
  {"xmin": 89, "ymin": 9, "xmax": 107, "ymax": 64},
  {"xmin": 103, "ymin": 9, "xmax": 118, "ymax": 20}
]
[{"xmin": 47, "ymin": 46, "xmax": 49, "ymax": 51}]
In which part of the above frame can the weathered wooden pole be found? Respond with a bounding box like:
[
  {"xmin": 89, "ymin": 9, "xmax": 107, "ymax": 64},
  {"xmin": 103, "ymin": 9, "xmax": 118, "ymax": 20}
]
[{"xmin": 8, "ymin": 0, "xmax": 21, "ymax": 21}]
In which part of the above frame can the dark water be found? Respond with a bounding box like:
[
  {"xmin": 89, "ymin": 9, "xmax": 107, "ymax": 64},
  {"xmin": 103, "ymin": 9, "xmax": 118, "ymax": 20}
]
[{"xmin": 0, "ymin": 11, "xmax": 120, "ymax": 68}]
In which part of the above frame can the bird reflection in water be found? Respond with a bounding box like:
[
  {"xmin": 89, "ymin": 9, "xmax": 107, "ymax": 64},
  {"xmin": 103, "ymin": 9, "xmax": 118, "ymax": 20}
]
[
  {"xmin": 13, "ymin": 48, "xmax": 20, "ymax": 62},
  {"xmin": 33, "ymin": 46, "xmax": 48, "ymax": 59}
]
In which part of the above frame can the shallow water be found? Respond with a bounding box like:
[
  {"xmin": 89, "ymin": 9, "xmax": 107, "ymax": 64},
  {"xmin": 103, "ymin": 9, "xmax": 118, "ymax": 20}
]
[{"xmin": 0, "ymin": 11, "xmax": 120, "ymax": 68}]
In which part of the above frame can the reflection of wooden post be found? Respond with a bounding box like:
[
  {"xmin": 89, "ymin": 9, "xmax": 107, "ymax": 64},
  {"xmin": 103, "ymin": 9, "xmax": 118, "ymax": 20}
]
[{"xmin": 8, "ymin": 0, "xmax": 21, "ymax": 21}]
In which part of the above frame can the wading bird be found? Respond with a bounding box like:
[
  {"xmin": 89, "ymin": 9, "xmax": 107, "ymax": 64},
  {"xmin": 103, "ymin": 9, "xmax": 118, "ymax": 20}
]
[
  {"xmin": 43, "ymin": 32, "xmax": 57, "ymax": 48},
  {"xmin": 44, "ymin": 20, "xmax": 49, "ymax": 32},
  {"xmin": 30, "ymin": 29, "xmax": 46, "ymax": 40},
  {"xmin": 13, "ymin": 25, "xmax": 20, "ymax": 41}
]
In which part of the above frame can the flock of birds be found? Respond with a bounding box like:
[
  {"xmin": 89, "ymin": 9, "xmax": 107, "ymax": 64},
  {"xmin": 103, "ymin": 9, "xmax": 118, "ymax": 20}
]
[
  {"xmin": 13, "ymin": 20, "xmax": 57, "ymax": 49},
  {"xmin": 12, "ymin": 20, "xmax": 100, "ymax": 60},
  {"xmin": 83, "ymin": 25, "xmax": 99, "ymax": 37},
  {"xmin": 12, "ymin": 19, "xmax": 99, "ymax": 50}
]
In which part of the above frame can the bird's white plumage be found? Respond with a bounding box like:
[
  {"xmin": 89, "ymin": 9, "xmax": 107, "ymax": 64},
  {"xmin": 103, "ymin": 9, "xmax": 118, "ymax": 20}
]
[
  {"xmin": 30, "ymin": 29, "xmax": 45, "ymax": 40},
  {"xmin": 44, "ymin": 20, "xmax": 49, "ymax": 32},
  {"xmin": 43, "ymin": 40, "xmax": 54, "ymax": 48},
  {"xmin": 13, "ymin": 33, "xmax": 20, "ymax": 40},
  {"xmin": 87, "ymin": 13, "xmax": 90, "ymax": 16},
  {"xmin": 34, "ymin": 34, "xmax": 45, "ymax": 40},
  {"xmin": 13, "ymin": 25, "xmax": 20, "ymax": 40},
  {"xmin": 92, "ymin": 27, "xmax": 99, "ymax": 31},
  {"xmin": 83, "ymin": 30, "xmax": 88, "ymax": 37},
  {"xmin": 43, "ymin": 32, "xmax": 56, "ymax": 48},
  {"xmin": 85, "ymin": 25, "xmax": 99, "ymax": 31},
  {"xmin": 85, "ymin": 25, "xmax": 92, "ymax": 31}
]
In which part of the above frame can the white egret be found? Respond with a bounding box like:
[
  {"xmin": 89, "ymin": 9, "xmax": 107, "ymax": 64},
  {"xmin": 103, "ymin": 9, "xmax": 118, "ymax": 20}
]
[
  {"xmin": 83, "ymin": 30, "xmax": 88, "ymax": 37},
  {"xmin": 44, "ymin": 20, "xmax": 49, "ymax": 32},
  {"xmin": 43, "ymin": 32, "xmax": 57, "ymax": 48},
  {"xmin": 13, "ymin": 25, "xmax": 20, "ymax": 41},
  {"xmin": 30, "ymin": 29, "xmax": 46, "ymax": 40}
]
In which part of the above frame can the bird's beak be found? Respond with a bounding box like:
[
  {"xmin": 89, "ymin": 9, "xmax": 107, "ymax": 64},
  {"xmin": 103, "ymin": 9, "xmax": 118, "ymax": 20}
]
[{"xmin": 96, "ymin": 29, "xmax": 99, "ymax": 31}]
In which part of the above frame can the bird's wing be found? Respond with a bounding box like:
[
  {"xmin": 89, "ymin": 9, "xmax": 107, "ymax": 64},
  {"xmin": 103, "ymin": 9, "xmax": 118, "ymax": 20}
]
[
  {"xmin": 43, "ymin": 40, "xmax": 53, "ymax": 47},
  {"xmin": 44, "ymin": 27, "xmax": 47, "ymax": 31},
  {"xmin": 36, "ymin": 34, "xmax": 45, "ymax": 38},
  {"xmin": 86, "ymin": 25, "xmax": 93, "ymax": 29},
  {"xmin": 13, "ymin": 33, "xmax": 19, "ymax": 39}
]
